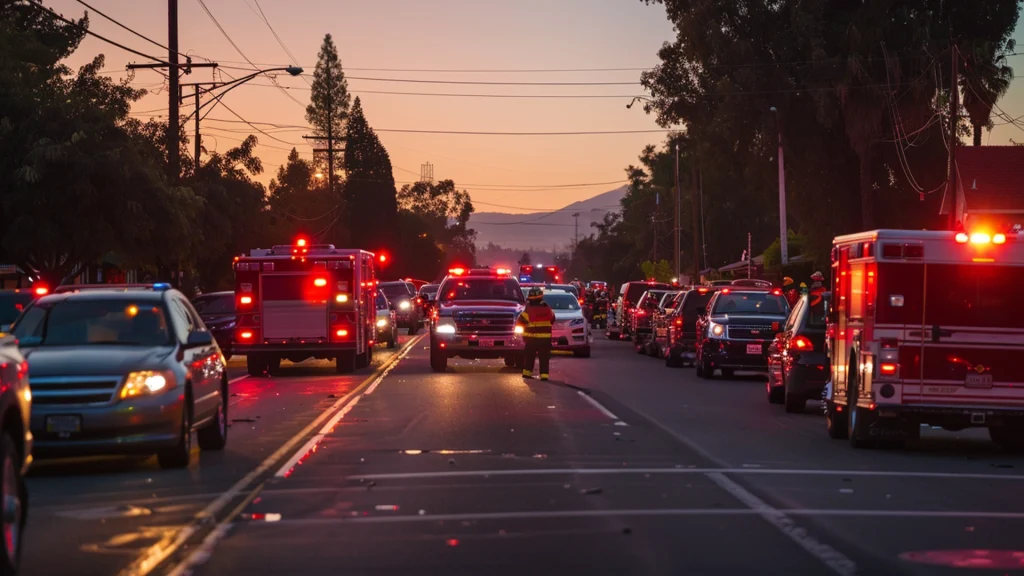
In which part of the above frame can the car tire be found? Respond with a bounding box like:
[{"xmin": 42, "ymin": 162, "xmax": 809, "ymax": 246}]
[
  {"xmin": 503, "ymin": 356, "xmax": 517, "ymax": 368},
  {"xmin": 665, "ymin": 351, "xmax": 683, "ymax": 368},
  {"xmin": 989, "ymin": 425, "xmax": 1024, "ymax": 453},
  {"xmin": 335, "ymin": 353, "xmax": 356, "ymax": 374},
  {"xmin": 197, "ymin": 380, "xmax": 228, "ymax": 451},
  {"xmin": 698, "ymin": 355, "xmax": 714, "ymax": 379},
  {"xmin": 847, "ymin": 370, "xmax": 872, "ymax": 449},
  {"xmin": 573, "ymin": 347, "xmax": 591, "ymax": 358},
  {"xmin": 0, "ymin": 432, "xmax": 25, "ymax": 575},
  {"xmin": 784, "ymin": 384, "xmax": 805, "ymax": 414},
  {"xmin": 158, "ymin": 396, "xmax": 193, "ymax": 469},
  {"xmin": 267, "ymin": 356, "xmax": 281, "ymax": 375},
  {"xmin": 825, "ymin": 396, "xmax": 849, "ymax": 440},
  {"xmin": 246, "ymin": 354, "xmax": 266, "ymax": 377},
  {"xmin": 430, "ymin": 347, "xmax": 447, "ymax": 373}
]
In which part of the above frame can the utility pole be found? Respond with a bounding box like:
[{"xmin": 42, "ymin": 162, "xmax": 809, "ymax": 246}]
[
  {"xmin": 167, "ymin": 0, "xmax": 179, "ymax": 181},
  {"xmin": 193, "ymin": 90, "xmax": 200, "ymax": 174},
  {"xmin": 572, "ymin": 212, "xmax": 581, "ymax": 248},
  {"xmin": 948, "ymin": 42, "xmax": 959, "ymax": 230},
  {"xmin": 691, "ymin": 146, "xmax": 700, "ymax": 284},
  {"xmin": 747, "ymin": 233, "xmax": 753, "ymax": 279},
  {"xmin": 674, "ymin": 144, "xmax": 681, "ymax": 281},
  {"xmin": 770, "ymin": 107, "xmax": 789, "ymax": 266}
]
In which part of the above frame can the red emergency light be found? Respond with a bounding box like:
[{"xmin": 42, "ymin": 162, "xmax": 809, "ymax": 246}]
[
  {"xmin": 721, "ymin": 288, "xmax": 731, "ymax": 294},
  {"xmin": 336, "ymin": 329, "xmax": 348, "ymax": 337},
  {"xmin": 379, "ymin": 253, "xmax": 388, "ymax": 263},
  {"xmin": 33, "ymin": 284, "xmax": 49, "ymax": 296},
  {"xmin": 771, "ymin": 288, "xmax": 782, "ymax": 296},
  {"xmin": 239, "ymin": 295, "xmax": 253, "ymax": 305},
  {"xmin": 448, "ymin": 267, "xmax": 466, "ymax": 276},
  {"xmin": 296, "ymin": 237, "xmax": 308, "ymax": 248},
  {"xmin": 956, "ymin": 231, "xmax": 1007, "ymax": 245},
  {"xmin": 239, "ymin": 330, "xmax": 254, "ymax": 340},
  {"xmin": 313, "ymin": 277, "xmax": 328, "ymax": 287}
]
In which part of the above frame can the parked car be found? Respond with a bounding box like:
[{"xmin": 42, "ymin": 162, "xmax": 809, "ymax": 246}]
[
  {"xmin": 11, "ymin": 284, "xmax": 228, "ymax": 468},
  {"xmin": 191, "ymin": 291, "xmax": 236, "ymax": 359},
  {"xmin": 610, "ymin": 281, "xmax": 672, "ymax": 340},
  {"xmin": 0, "ymin": 288, "xmax": 49, "ymax": 329},
  {"xmin": 0, "ymin": 335, "xmax": 31, "ymax": 574},
  {"xmin": 543, "ymin": 291, "xmax": 591, "ymax": 357},
  {"xmin": 695, "ymin": 287, "xmax": 790, "ymax": 379},
  {"xmin": 631, "ymin": 289, "xmax": 676, "ymax": 353},
  {"xmin": 649, "ymin": 290, "xmax": 687, "ymax": 357},
  {"xmin": 375, "ymin": 289, "xmax": 399, "ymax": 349},
  {"xmin": 766, "ymin": 294, "xmax": 829, "ymax": 412},
  {"xmin": 659, "ymin": 286, "xmax": 723, "ymax": 367},
  {"xmin": 379, "ymin": 281, "xmax": 423, "ymax": 335}
]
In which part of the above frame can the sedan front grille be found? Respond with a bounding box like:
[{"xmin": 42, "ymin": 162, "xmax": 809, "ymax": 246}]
[
  {"xmin": 727, "ymin": 324, "xmax": 774, "ymax": 340},
  {"xmin": 30, "ymin": 375, "xmax": 121, "ymax": 406},
  {"xmin": 454, "ymin": 312, "xmax": 516, "ymax": 335}
]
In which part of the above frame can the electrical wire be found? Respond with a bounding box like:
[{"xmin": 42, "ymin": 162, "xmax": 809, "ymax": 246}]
[
  {"xmin": 247, "ymin": 0, "xmax": 313, "ymax": 88},
  {"xmin": 73, "ymin": 0, "xmax": 180, "ymax": 55},
  {"xmin": 196, "ymin": 118, "xmax": 671, "ymax": 137},
  {"xmin": 211, "ymin": 101, "xmax": 306, "ymax": 146},
  {"xmin": 30, "ymin": 3, "xmax": 165, "ymax": 63},
  {"xmin": 307, "ymin": 75, "xmax": 641, "ymax": 86}
]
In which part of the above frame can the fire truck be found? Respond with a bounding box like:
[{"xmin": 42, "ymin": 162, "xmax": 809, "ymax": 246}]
[
  {"xmin": 232, "ymin": 238, "xmax": 378, "ymax": 376},
  {"xmin": 823, "ymin": 228, "xmax": 1024, "ymax": 451},
  {"xmin": 519, "ymin": 264, "xmax": 561, "ymax": 284}
]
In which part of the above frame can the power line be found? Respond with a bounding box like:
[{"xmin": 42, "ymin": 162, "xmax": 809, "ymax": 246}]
[
  {"xmin": 73, "ymin": 0, "xmax": 179, "ymax": 56},
  {"xmin": 213, "ymin": 61, "xmax": 652, "ymax": 73},
  {"xmin": 191, "ymin": 81, "xmax": 653, "ymax": 99},
  {"xmin": 30, "ymin": 3, "xmax": 165, "ymax": 64},
  {"xmin": 197, "ymin": 117, "xmax": 671, "ymax": 137},
  {"xmin": 194, "ymin": 0, "xmax": 306, "ymax": 108},
  {"xmin": 214, "ymin": 101, "xmax": 305, "ymax": 146},
  {"xmin": 309, "ymin": 75, "xmax": 641, "ymax": 86}
]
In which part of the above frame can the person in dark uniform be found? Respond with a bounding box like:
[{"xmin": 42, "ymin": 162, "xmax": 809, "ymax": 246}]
[
  {"xmin": 517, "ymin": 287, "xmax": 554, "ymax": 380},
  {"xmin": 809, "ymin": 271, "xmax": 827, "ymax": 307},
  {"xmin": 782, "ymin": 276, "xmax": 799, "ymax": 308}
]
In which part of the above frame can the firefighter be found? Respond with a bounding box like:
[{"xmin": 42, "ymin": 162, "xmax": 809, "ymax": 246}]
[
  {"xmin": 782, "ymin": 276, "xmax": 799, "ymax": 308},
  {"xmin": 517, "ymin": 287, "xmax": 555, "ymax": 380},
  {"xmin": 809, "ymin": 271, "xmax": 826, "ymax": 307}
]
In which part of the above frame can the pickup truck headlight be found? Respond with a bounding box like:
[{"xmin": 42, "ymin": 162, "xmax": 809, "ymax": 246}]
[
  {"xmin": 436, "ymin": 318, "xmax": 456, "ymax": 334},
  {"xmin": 514, "ymin": 325, "xmax": 525, "ymax": 335},
  {"xmin": 708, "ymin": 322, "xmax": 726, "ymax": 338},
  {"xmin": 376, "ymin": 318, "xmax": 388, "ymax": 328},
  {"xmin": 399, "ymin": 300, "xmax": 412, "ymax": 311},
  {"xmin": 121, "ymin": 370, "xmax": 174, "ymax": 399}
]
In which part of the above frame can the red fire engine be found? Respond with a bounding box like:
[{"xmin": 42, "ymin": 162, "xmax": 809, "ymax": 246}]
[
  {"xmin": 518, "ymin": 264, "xmax": 561, "ymax": 284},
  {"xmin": 824, "ymin": 228, "xmax": 1024, "ymax": 451},
  {"xmin": 233, "ymin": 238, "xmax": 378, "ymax": 376}
]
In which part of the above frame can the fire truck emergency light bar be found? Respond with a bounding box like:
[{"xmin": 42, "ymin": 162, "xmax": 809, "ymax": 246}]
[{"xmin": 249, "ymin": 244, "xmax": 338, "ymax": 257}]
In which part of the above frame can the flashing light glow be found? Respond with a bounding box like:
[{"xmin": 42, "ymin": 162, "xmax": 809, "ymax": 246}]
[
  {"xmin": 792, "ymin": 336, "xmax": 813, "ymax": 351},
  {"xmin": 379, "ymin": 254, "xmax": 388, "ymax": 263},
  {"xmin": 994, "ymin": 233, "xmax": 1007, "ymax": 245},
  {"xmin": 33, "ymin": 286, "xmax": 48, "ymax": 296},
  {"xmin": 496, "ymin": 268, "xmax": 510, "ymax": 275},
  {"xmin": 771, "ymin": 288, "xmax": 782, "ymax": 296},
  {"xmin": 698, "ymin": 288, "xmax": 709, "ymax": 294},
  {"xmin": 336, "ymin": 294, "xmax": 349, "ymax": 303},
  {"xmin": 314, "ymin": 277, "xmax": 328, "ymax": 287},
  {"xmin": 239, "ymin": 331, "xmax": 254, "ymax": 340},
  {"xmin": 126, "ymin": 305, "xmax": 138, "ymax": 317},
  {"xmin": 955, "ymin": 232, "xmax": 969, "ymax": 244},
  {"xmin": 240, "ymin": 296, "xmax": 253, "ymax": 305},
  {"xmin": 296, "ymin": 238, "xmax": 307, "ymax": 247},
  {"xmin": 970, "ymin": 232, "xmax": 991, "ymax": 245},
  {"xmin": 336, "ymin": 329, "xmax": 349, "ymax": 337},
  {"xmin": 973, "ymin": 257, "xmax": 996, "ymax": 263},
  {"xmin": 513, "ymin": 325, "xmax": 524, "ymax": 335},
  {"xmin": 880, "ymin": 363, "xmax": 898, "ymax": 375},
  {"xmin": 722, "ymin": 288, "xmax": 731, "ymax": 294},
  {"xmin": 448, "ymin": 267, "xmax": 466, "ymax": 276}
]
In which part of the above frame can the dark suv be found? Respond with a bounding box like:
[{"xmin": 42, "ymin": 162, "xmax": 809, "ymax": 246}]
[
  {"xmin": 658, "ymin": 286, "xmax": 723, "ymax": 367},
  {"xmin": 695, "ymin": 287, "xmax": 790, "ymax": 379},
  {"xmin": 380, "ymin": 281, "xmax": 423, "ymax": 335}
]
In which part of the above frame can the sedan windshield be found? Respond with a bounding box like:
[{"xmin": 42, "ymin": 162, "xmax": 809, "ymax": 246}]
[
  {"xmin": 13, "ymin": 300, "xmax": 172, "ymax": 346},
  {"xmin": 380, "ymin": 283, "xmax": 411, "ymax": 300},
  {"xmin": 191, "ymin": 293, "xmax": 235, "ymax": 315},
  {"xmin": 543, "ymin": 293, "xmax": 580, "ymax": 311},
  {"xmin": 712, "ymin": 292, "xmax": 788, "ymax": 315}
]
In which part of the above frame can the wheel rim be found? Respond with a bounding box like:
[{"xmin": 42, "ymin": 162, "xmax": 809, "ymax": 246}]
[{"xmin": 2, "ymin": 449, "xmax": 20, "ymax": 562}]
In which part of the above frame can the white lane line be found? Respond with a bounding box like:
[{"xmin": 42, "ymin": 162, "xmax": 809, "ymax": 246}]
[
  {"xmin": 125, "ymin": 334, "xmax": 425, "ymax": 576},
  {"xmin": 707, "ymin": 472, "xmax": 857, "ymax": 576},
  {"xmin": 165, "ymin": 481, "xmax": 265, "ymax": 576},
  {"xmin": 348, "ymin": 467, "xmax": 1024, "ymax": 482},
  {"xmin": 238, "ymin": 507, "xmax": 1024, "ymax": 527},
  {"xmin": 364, "ymin": 339, "xmax": 417, "ymax": 395},
  {"xmin": 228, "ymin": 375, "xmax": 249, "ymax": 385},
  {"xmin": 576, "ymin": 390, "xmax": 628, "ymax": 426}
]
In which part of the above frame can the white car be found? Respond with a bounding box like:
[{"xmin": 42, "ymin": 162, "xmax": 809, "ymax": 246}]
[{"xmin": 541, "ymin": 291, "xmax": 591, "ymax": 358}]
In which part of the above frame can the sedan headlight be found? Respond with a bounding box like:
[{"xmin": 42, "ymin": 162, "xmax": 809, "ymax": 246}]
[
  {"xmin": 376, "ymin": 318, "xmax": 388, "ymax": 328},
  {"xmin": 399, "ymin": 300, "xmax": 411, "ymax": 310},
  {"xmin": 121, "ymin": 370, "xmax": 173, "ymax": 399},
  {"xmin": 436, "ymin": 318, "xmax": 456, "ymax": 334},
  {"xmin": 708, "ymin": 322, "xmax": 726, "ymax": 338}
]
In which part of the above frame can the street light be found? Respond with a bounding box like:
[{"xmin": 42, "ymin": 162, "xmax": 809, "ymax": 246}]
[
  {"xmin": 184, "ymin": 66, "xmax": 304, "ymax": 173},
  {"xmin": 626, "ymin": 95, "xmax": 655, "ymax": 109},
  {"xmin": 769, "ymin": 106, "xmax": 789, "ymax": 267}
]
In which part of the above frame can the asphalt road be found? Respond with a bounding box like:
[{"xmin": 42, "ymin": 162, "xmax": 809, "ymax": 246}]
[{"xmin": 18, "ymin": 335, "xmax": 1024, "ymax": 575}]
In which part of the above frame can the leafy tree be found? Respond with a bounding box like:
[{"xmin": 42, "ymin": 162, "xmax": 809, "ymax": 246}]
[
  {"xmin": 961, "ymin": 39, "xmax": 1016, "ymax": 146},
  {"xmin": 267, "ymin": 148, "xmax": 338, "ymax": 244},
  {"xmin": 640, "ymin": 260, "xmax": 673, "ymax": 283},
  {"xmin": 343, "ymin": 97, "xmax": 397, "ymax": 253},
  {"xmin": 305, "ymin": 33, "xmax": 350, "ymax": 185},
  {"xmin": 0, "ymin": 3, "xmax": 195, "ymax": 285},
  {"xmin": 398, "ymin": 179, "xmax": 476, "ymax": 266}
]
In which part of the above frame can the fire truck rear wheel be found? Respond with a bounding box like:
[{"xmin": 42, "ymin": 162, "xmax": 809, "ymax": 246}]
[
  {"xmin": 246, "ymin": 355, "xmax": 267, "ymax": 377},
  {"xmin": 267, "ymin": 356, "xmax": 281, "ymax": 375},
  {"xmin": 989, "ymin": 425, "xmax": 1024, "ymax": 453},
  {"xmin": 847, "ymin": 370, "xmax": 873, "ymax": 449},
  {"xmin": 430, "ymin": 348, "xmax": 447, "ymax": 373},
  {"xmin": 336, "ymin": 353, "xmax": 356, "ymax": 374}
]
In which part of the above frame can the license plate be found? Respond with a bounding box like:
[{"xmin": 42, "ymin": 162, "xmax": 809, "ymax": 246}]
[
  {"xmin": 478, "ymin": 339, "xmax": 495, "ymax": 347},
  {"xmin": 965, "ymin": 373, "xmax": 993, "ymax": 389},
  {"xmin": 46, "ymin": 415, "xmax": 81, "ymax": 434},
  {"xmin": 746, "ymin": 344, "xmax": 761, "ymax": 355}
]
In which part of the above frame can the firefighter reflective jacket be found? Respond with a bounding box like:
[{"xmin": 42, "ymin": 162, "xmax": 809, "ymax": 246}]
[{"xmin": 518, "ymin": 302, "xmax": 555, "ymax": 339}]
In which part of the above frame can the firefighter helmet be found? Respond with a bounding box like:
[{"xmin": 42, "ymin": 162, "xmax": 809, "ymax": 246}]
[
  {"xmin": 527, "ymin": 287, "xmax": 544, "ymax": 302},
  {"xmin": 782, "ymin": 276, "xmax": 795, "ymax": 289},
  {"xmin": 810, "ymin": 271, "xmax": 825, "ymax": 282}
]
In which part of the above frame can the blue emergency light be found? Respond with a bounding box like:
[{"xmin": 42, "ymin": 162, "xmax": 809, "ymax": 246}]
[{"xmin": 152, "ymin": 283, "xmax": 171, "ymax": 291}]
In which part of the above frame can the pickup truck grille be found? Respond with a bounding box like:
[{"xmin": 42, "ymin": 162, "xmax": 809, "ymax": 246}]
[
  {"xmin": 30, "ymin": 375, "xmax": 120, "ymax": 405},
  {"xmin": 454, "ymin": 311, "xmax": 516, "ymax": 335},
  {"xmin": 727, "ymin": 324, "xmax": 774, "ymax": 340}
]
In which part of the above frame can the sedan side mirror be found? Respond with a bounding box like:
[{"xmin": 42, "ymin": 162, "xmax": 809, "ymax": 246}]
[{"xmin": 186, "ymin": 331, "xmax": 214, "ymax": 347}]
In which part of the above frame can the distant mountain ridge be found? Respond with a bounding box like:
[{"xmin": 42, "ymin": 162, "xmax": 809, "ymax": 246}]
[{"xmin": 470, "ymin": 186, "xmax": 626, "ymax": 251}]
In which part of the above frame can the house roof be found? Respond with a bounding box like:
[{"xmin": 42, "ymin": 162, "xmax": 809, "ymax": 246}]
[{"xmin": 956, "ymin": 146, "xmax": 1024, "ymax": 212}]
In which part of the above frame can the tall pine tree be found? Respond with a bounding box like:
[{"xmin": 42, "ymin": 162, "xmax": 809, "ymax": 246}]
[
  {"xmin": 344, "ymin": 97, "xmax": 398, "ymax": 257},
  {"xmin": 305, "ymin": 34, "xmax": 350, "ymax": 198}
]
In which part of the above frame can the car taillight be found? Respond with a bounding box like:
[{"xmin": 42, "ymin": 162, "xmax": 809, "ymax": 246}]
[
  {"xmin": 877, "ymin": 338, "xmax": 899, "ymax": 378},
  {"xmin": 240, "ymin": 295, "xmax": 253, "ymax": 305},
  {"xmin": 238, "ymin": 330, "xmax": 254, "ymax": 341},
  {"xmin": 792, "ymin": 335, "xmax": 813, "ymax": 351},
  {"xmin": 336, "ymin": 329, "xmax": 348, "ymax": 337},
  {"xmin": 674, "ymin": 317, "xmax": 683, "ymax": 326}
]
